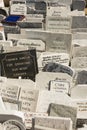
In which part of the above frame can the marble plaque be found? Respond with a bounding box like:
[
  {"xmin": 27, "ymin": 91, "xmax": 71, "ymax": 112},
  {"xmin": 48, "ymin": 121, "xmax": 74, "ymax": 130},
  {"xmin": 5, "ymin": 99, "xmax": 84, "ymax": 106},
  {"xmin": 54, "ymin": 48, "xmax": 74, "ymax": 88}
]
[
  {"xmin": 77, "ymin": 119, "xmax": 87, "ymax": 128},
  {"xmin": 26, "ymin": 14, "xmax": 43, "ymax": 20},
  {"xmin": 76, "ymin": 70, "xmax": 87, "ymax": 84},
  {"xmin": 10, "ymin": 0, "xmax": 27, "ymax": 15},
  {"xmin": 43, "ymin": 63, "xmax": 74, "ymax": 77},
  {"xmin": 27, "ymin": 1, "xmax": 46, "ymax": 16},
  {"xmin": 0, "ymin": 49, "xmax": 38, "ymax": 81},
  {"xmin": 38, "ymin": 53, "xmax": 69, "ymax": 71},
  {"xmin": 47, "ymin": 5, "xmax": 70, "ymax": 17},
  {"xmin": 49, "ymin": 80, "xmax": 70, "ymax": 94},
  {"xmin": 72, "ymin": 0, "xmax": 86, "ymax": 11},
  {"xmin": 46, "ymin": 32, "xmax": 72, "ymax": 54},
  {"xmin": 72, "ymin": 16, "xmax": 87, "ymax": 28},
  {"xmin": 49, "ymin": 103, "xmax": 77, "ymax": 128},
  {"xmin": 46, "ymin": 16, "xmax": 71, "ymax": 32},
  {"xmin": 1, "ymin": 84, "xmax": 20, "ymax": 100},
  {"xmin": 72, "ymin": 99, "xmax": 87, "ymax": 118},
  {"xmin": 34, "ymin": 116, "xmax": 72, "ymax": 130},
  {"xmin": 17, "ymin": 39, "xmax": 45, "ymax": 52},
  {"xmin": 19, "ymin": 89, "xmax": 39, "ymax": 112}
]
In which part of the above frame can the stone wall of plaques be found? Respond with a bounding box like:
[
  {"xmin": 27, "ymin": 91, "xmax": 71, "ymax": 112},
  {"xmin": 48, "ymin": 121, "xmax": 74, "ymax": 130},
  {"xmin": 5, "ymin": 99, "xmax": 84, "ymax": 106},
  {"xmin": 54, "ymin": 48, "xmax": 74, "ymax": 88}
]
[{"xmin": 0, "ymin": 0, "xmax": 87, "ymax": 130}]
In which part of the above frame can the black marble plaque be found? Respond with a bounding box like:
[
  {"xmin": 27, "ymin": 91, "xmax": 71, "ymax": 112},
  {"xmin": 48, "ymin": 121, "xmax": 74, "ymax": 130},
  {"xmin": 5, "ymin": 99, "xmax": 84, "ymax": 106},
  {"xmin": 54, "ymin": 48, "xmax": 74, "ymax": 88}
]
[
  {"xmin": 76, "ymin": 119, "xmax": 87, "ymax": 128},
  {"xmin": 0, "ymin": 49, "xmax": 38, "ymax": 81}
]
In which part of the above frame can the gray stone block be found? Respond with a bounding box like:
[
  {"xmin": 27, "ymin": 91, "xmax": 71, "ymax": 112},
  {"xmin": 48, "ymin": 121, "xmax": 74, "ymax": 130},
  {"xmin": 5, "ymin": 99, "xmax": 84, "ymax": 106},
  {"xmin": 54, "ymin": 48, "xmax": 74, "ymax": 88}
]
[
  {"xmin": 72, "ymin": 0, "xmax": 86, "ymax": 11},
  {"xmin": 72, "ymin": 16, "xmax": 87, "ymax": 28}
]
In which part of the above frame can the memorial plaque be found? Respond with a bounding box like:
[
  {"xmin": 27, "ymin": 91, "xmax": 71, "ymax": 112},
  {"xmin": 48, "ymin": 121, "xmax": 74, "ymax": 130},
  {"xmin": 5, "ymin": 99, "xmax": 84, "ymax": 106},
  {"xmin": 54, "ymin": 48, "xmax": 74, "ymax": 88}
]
[
  {"xmin": 34, "ymin": 116, "xmax": 72, "ymax": 130},
  {"xmin": 38, "ymin": 52, "xmax": 69, "ymax": 71},
  {"xmin": 10, "ymin": 0, "xmax": 27, "ymax": 15},
  {"xmin": 17, "ymin": 39, "xmax": 45, "ymax": 52},
  {"xmin": 77, "ymin": 119, "xmax": 87, "ymax": 128},
  {"xmin": 76, "ymin": 70, "xmax": 87, "ymax": 84},
  {"xmin": 47, "ymin": 5, "xmax": 70, "ymax": 17},
  {"xmin": 19, "ymin": 89, "xmax": 39, "ymax": 112},
  {"xmin": 72, "ymin": 99, "xmax": 87, "ymax": 128},
  {"xmin": 0, "ymin": 49, "xmax": 38, "ymax": 81},
  {"xmin": 49, "ymin": 80, "xmax": 70, "ymax": 94},
  {"xmin": 49, "ymin": 103, "xmax": 77, "ymax": 128},
  {"xmin": 27, "ymin": 1, "xmax": 46, "ymax": 15},
  {"xmin": 72, "ymin": 0, "xmax": 86, "ymax": 11},
  {"xmin": 43, "ymin": 63, "xmax": 74, "ymax": 77},
  {"xmin": 26, "ymin": 14, "xmax": 43, "ymax": 21},
  {"xmin": 72, "ymin": 16, "xmax": 87, "ymax": 28},
  {"xmin": 46, "ymin": 16, "xmax": 71, "ymax": 32},
  {"xmin": 46, "ymin": 32, "xmax": 72, "ymax": 54},
  {"xmin": 1, "ymin": 84, "xmax": 20, "ymax": 100}
]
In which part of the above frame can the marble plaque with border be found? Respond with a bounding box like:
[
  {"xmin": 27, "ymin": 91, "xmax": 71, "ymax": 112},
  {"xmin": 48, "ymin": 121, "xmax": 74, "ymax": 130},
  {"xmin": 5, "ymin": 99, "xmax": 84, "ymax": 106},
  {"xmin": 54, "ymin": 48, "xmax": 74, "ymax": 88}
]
[{"xmin": 0, "ymin": 49, "xmax": 38, "ymax": 81}]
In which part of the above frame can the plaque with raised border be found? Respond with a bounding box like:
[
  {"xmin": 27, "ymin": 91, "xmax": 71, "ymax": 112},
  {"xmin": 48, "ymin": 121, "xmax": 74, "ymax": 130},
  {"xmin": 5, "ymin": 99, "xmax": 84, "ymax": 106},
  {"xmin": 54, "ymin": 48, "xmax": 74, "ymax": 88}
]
[{"xmin": 0, "ymin": 49, "xmax": 38, "ymax": 81}]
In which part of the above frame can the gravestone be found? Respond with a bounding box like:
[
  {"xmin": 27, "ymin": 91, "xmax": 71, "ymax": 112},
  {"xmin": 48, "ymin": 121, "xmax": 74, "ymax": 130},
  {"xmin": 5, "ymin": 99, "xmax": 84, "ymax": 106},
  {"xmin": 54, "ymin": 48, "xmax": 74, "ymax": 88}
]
[
  {"xmin": 72, "ymin": 16, "xmax": 87, "ymax": 28},
  {"xmin": 72, "ymin": 0, "xmax": 86, "ymax": 11},
  {"xmin": 0, "ymin": 49, "xmax": 38, "ymax": 81},
  {"xmin": 33, "ymin": 116, "xmax": 72, "ymax": 130},
  {"xmin": 49, "ymin": 103, "xmax": 77, "ymax": 128}
]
